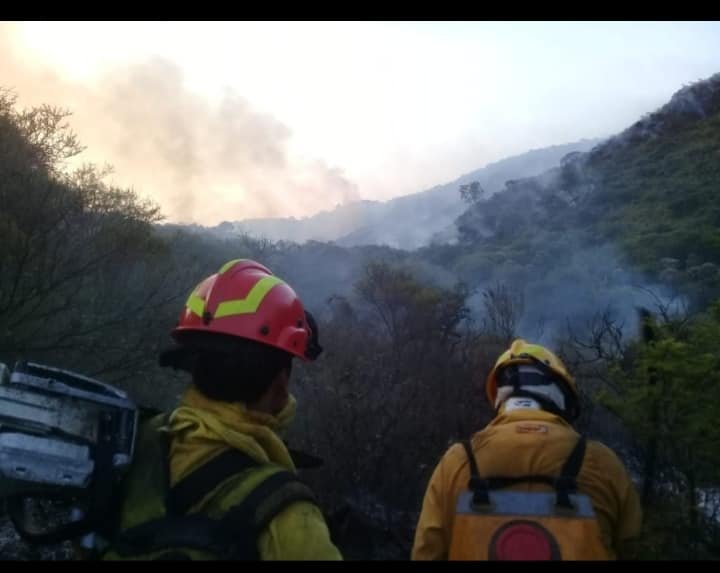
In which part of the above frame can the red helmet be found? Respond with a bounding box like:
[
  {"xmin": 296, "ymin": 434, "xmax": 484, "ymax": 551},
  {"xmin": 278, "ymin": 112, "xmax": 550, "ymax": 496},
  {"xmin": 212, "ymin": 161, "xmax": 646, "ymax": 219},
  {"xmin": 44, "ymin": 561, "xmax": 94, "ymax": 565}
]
[{"xmin": 172, "ymin": 259, "xmax": 320, "ymax": 361}]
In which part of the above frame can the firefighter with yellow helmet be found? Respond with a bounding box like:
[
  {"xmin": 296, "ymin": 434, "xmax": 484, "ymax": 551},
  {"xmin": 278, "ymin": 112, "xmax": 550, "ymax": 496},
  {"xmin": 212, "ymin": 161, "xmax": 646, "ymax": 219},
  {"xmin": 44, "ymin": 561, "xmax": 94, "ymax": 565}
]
[{"xmin": 412, "ymin": 339, "xmax": 642, "ymax": 560}]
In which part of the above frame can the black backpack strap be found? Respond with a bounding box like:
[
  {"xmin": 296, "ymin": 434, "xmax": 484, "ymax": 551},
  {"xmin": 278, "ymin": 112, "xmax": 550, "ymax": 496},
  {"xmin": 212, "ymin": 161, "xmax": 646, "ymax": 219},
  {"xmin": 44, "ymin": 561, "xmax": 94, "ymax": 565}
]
[
  {"xmin": 112, "ymin": 514, "xmax": 232, "ymax": 558},
  {"xmin": 115, "ymin": 468, "xmax": 317, "ymax": 560},
  {"xmin": 462, "ymin": 440, "xmax": 491, "ymax": 507},
  {"xmin": 166, "ymin": 449, "xmax": 260, "ymax": 516},
  {"xmin": 461, "ymin": 440, "xmax": 479, "ymax": 478},
  {"xmin": 461, "ymin": 435, "xmax": 587, "ymax": 511},
  {"xmin": 559, "ymin": 435, "xmax": 586, "ymax": 479},
  {"xmin": 554, "ymin": 435, "xmax": 586, "ymax": 509},
  {"xmin": 219, "ymin": 470, "xmax": 318, "ymax": 560}
]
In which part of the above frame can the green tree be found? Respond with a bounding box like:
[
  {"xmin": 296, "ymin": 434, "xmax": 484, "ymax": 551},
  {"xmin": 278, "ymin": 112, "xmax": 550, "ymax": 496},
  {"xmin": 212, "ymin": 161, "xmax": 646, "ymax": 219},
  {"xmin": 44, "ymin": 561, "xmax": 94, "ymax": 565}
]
[
  {"xmin": 600, "ymin": 302, "xmax": 720, "ymax": 558},
  {"xmin": 0, "ymin": 88, "xmax": 176, "ymax": 393}
]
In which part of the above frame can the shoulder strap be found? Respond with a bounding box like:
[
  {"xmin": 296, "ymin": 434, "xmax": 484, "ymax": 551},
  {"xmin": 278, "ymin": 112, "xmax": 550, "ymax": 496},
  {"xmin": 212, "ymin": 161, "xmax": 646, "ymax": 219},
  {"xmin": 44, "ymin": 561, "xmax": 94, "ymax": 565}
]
[
  {"xmin": 111, "ymin": 514, "xmax": 231, "ymax": 558},
  {"xmin": 115, "ymin": 465, "xmax": 317, "ymax": 560},
  {"xmin": 166, "ymin": 449, "xmax": 260, "ymax": 516},
  {"xmin": 218, "ymin": 470, "xmax": 318, "ymax": 560},
  {"xmin": 461, "ymin": 440, "xmax": 479, "ymax": 478},
  {"xmin": 461, "ymin": 435, "xmax": 587, "ymax": 511},
  {"xmin": 460, "ymin": 441, "xmax": 555, "ymax": 505},
  {"xmin": 555, "ymin": 435, "xmax": 586, "ymax": 509},
  {"xmin": 560, "ymin": 435, "xmax": 586, "ymax": 480},
  {"xmin": 462, "ymin": 440, "xmax": 491, "ymax": 507}
]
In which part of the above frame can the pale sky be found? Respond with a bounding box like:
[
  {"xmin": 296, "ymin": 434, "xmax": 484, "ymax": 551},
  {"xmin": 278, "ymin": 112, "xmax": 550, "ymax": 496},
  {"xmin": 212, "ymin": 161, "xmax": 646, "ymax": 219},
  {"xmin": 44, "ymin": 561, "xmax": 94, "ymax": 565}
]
[{"xmin": 2, "ymin": 21, "xmax": 720, "ymax": 224}]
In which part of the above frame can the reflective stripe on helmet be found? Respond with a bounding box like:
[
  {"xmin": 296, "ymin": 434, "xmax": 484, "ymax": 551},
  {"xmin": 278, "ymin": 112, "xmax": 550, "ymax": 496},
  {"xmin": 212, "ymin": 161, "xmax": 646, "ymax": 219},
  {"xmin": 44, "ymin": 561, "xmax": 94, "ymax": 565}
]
[
  {"xmin": 215, "ymin": 276, "xmax": 284, "ymax": 318},
  {"xmin": 186, "ymin": 291, "xmax": 206, "ymax": 318},
  {"xmin": 185, "ymin": 275, "xmax": 285, "ymax": 320},
  {"xmin": 219, "ymin": 258, "xmax": 250, "ymax": 275}
]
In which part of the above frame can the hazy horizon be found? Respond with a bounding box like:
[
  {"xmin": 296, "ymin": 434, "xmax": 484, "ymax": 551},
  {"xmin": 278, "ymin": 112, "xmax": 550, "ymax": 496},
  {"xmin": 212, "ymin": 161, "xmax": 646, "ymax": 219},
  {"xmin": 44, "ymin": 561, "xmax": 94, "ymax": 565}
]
[{"xmin": 2, "ymin": 21, "xmax": 719, "ymax": 225}]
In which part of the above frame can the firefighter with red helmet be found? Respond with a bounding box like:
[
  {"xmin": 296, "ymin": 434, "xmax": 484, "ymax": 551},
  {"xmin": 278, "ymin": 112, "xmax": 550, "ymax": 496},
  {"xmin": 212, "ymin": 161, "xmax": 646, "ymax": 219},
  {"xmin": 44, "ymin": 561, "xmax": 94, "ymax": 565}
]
[{"xmin": 104, "ymin": 259, "xmax": 341, "ymax": 560}]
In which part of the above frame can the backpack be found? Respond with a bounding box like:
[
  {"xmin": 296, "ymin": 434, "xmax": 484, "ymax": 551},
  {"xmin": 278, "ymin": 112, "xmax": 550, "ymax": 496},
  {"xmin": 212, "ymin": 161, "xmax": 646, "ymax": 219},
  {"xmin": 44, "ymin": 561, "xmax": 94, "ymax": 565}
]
[
  {"xmin": 0, "ymin": 361, "xmax": 316, "ymax": 560},
  {"xmin": 102, "ymin": 414, "xmax": 318, "ymax": 560},
  {"xmin": 448, "ymin": 436, "xmax": 610, "ymax": 560}
]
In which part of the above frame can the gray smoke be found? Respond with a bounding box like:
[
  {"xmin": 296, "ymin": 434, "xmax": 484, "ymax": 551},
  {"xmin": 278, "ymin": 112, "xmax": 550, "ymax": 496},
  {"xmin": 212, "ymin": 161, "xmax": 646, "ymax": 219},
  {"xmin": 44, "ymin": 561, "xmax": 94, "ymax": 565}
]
[
  {"xmin": 465, "ymin": 241, "xmax": 687, "ymax": 346},
  {"xmin": 0, "ymin": 25, "xmax": 359, "ymax": 224}
]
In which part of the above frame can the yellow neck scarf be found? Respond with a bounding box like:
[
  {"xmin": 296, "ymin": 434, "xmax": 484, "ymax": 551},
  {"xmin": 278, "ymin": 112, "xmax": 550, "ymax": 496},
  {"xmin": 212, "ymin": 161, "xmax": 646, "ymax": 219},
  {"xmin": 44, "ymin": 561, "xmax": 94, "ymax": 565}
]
[{"xmin": 164, "ymin": 385, "xmax": 297, "ymax": 484}]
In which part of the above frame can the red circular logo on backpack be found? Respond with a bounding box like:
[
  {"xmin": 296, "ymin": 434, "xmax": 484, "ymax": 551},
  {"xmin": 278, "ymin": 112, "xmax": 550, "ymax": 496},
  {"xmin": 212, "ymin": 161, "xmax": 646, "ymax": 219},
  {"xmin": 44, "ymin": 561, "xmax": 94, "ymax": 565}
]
[{"xmin": 489, "ymin": 520, "xmax": 561, "ymax": 560}]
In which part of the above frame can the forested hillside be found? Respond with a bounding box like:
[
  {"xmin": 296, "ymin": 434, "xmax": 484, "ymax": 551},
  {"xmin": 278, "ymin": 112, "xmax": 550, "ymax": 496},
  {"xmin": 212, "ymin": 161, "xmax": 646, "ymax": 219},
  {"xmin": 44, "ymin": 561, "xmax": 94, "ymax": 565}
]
[{"xmin": 2, "ymin": 73, "xmax": 720, "ymax": 559}]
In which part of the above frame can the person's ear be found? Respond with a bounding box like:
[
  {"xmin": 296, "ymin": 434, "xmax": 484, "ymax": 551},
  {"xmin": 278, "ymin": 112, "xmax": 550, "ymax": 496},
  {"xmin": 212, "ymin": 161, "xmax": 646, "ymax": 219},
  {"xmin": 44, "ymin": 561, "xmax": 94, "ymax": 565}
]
[{"xmin": 268, "ymin": 367, "xmax": 291, "ymax": 413}]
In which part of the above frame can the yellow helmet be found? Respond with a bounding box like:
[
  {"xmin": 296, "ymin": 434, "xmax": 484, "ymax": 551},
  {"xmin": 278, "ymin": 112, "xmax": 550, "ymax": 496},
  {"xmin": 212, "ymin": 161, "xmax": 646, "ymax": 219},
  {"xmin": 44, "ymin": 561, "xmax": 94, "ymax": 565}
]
[{"xmin": 485, "ymin": 339, "xmax": 577, "ymax": 408}]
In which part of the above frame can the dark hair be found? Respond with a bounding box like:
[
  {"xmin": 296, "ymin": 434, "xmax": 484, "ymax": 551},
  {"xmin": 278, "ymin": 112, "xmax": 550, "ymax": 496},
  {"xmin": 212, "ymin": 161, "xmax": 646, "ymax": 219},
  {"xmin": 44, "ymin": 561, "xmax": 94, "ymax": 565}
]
[{"xmin": 163, "ymin": 331, "xmax": 293, "ymax": 404}]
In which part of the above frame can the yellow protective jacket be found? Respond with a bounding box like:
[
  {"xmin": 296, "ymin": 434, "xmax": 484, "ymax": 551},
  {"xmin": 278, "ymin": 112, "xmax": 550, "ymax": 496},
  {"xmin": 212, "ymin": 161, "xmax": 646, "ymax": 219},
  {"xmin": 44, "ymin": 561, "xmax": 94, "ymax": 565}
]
[
  {"xmin": 411, "ymin": 408, "xmax": 642, "ymax": 560},
  {"xmin": 107, "ymin": 385, "xmax": 342, "ymax": 561}
]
